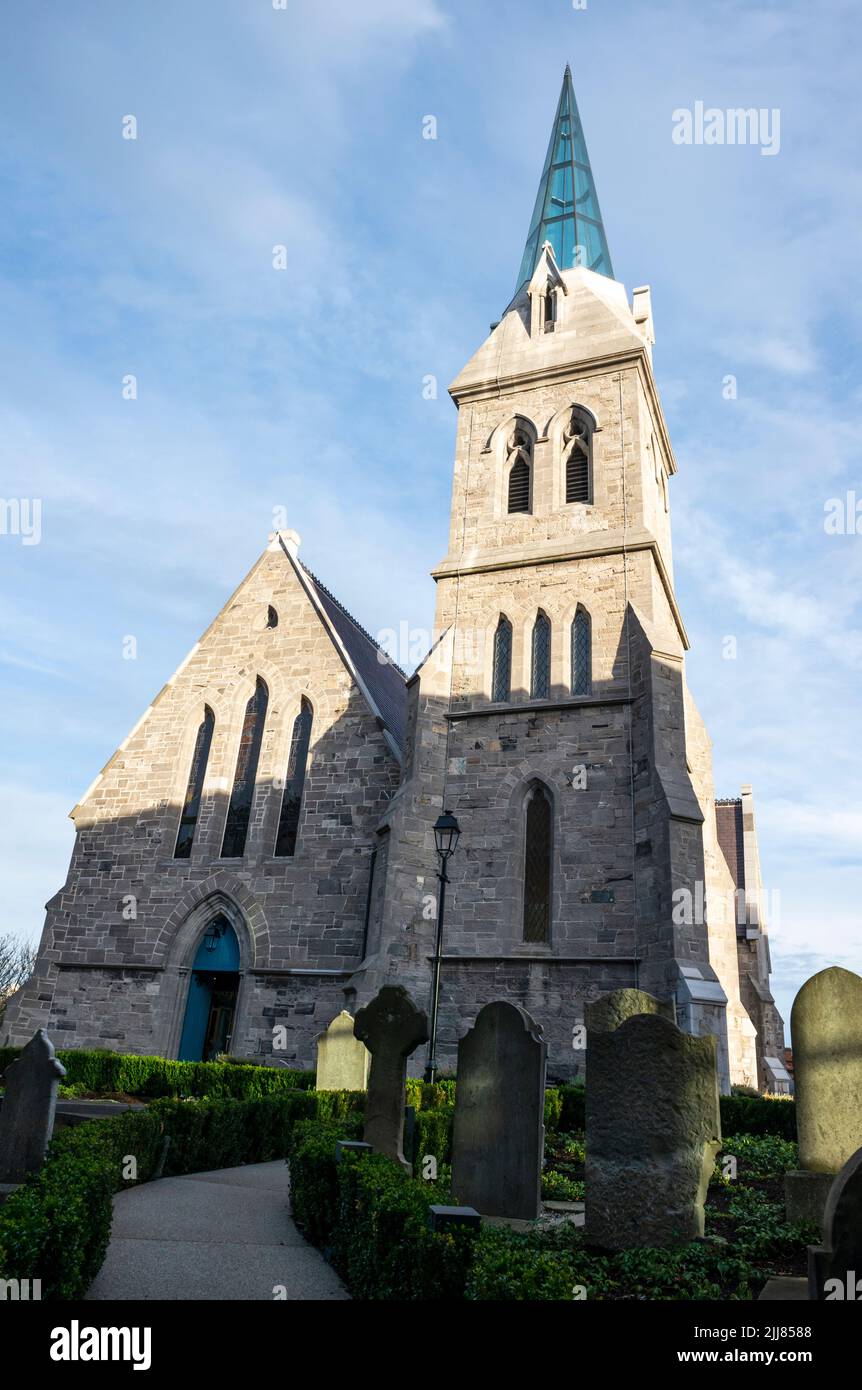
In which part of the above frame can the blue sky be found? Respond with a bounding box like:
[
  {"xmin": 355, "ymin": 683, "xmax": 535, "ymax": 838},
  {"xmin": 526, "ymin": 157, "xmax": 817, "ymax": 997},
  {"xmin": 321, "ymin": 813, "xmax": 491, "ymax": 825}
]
[{"xmin": 0, "ymin": 0, "xmax": 859, "ymax": 1032}]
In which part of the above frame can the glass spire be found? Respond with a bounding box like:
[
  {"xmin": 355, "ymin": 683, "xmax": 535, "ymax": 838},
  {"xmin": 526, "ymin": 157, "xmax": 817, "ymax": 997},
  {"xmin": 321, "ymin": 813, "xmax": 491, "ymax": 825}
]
[{"xmin": 515, "ymin": 66, "xmax": 614, "ymax": 292}]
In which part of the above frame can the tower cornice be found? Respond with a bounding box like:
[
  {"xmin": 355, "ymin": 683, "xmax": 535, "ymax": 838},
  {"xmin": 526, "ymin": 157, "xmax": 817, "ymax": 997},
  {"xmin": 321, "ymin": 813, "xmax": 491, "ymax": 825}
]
[{"xmin": 431, "ymin": 530, "xmax": 690, "ymax": 650}]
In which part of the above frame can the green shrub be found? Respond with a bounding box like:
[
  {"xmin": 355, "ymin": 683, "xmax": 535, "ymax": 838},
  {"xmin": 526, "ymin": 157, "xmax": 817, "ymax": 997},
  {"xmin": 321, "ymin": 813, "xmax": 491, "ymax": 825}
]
[
  {"xmin": 405, "ymin": 1079, "xmax": 456, "ymax": 1111},
  {"xmin": 558, "ymin": 1083, "xmax": 586, "ymax": 1132},
  {"xmin": 543, "ymin": 1088, "xmax": 563, "ymax": 1131},
  {"xmin": 718, "ymin": 1185, "xmax": 817, "ymax": 1262},
  {"xmin": 719, "ymin": 1093, "xmax": 796, "ymax": 1140},
  {"xmin": 717, "ymin": 1133, "xmax": 797, "ymax": 1180},
  {"xmin": 332, "ymin": 1151, "xmax": 475, "ymax": 1300},
  {"xmin": 467, "ymin": 1223, "xmax": 612, "ymax": 1301},
  {"xmin": 313, "ymin": 1089, "xmax": 365, "ymax": 1125},
  {"xmin": 1, "ymin": 1048, "xmax": 315, "ymax": 1100},
  {"xmin": 285, "ymin": 1118, "xmax": 356, "ymax": 1249},
  {"xmin": 0, "ymin": 1091, "xmax": 317, "ymax": 1300},
  {"xmin": 289, "ymin": 1117, "xmax": 476, "ymax": 1299},
  {"xmin": 413, "ymin": 1105, "xmax": 454, "ymax": 1169},
  {"xmin": 611, "ymin": 1241, "xmax": 753, "ymax": 1300},
  {"xmin": 541, "ymin": 1171, "xmax": 585, "ymax": 1202}
]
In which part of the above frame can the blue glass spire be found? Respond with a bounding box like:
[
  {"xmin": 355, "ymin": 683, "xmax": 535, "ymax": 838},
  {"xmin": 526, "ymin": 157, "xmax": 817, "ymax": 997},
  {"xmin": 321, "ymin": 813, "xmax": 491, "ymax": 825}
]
[{"xmin": 516, "ymin": 66, "xmax": 614, "ymax": 291}]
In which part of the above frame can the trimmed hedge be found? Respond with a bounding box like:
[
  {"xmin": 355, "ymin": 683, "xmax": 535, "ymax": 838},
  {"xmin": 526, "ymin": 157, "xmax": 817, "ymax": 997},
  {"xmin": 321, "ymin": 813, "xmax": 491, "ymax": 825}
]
[
  {"xmin": 0, "ymin": 1090, "xmax": 317, "ymax": 1299},
  {"xmin": 413, "ymin": 1105, "xmax": 454, "ymax": 1169},
  {"xmin": 719, "ymin": 1093, "xmax": 796, "ymax": 1140},
  {"xmin": 289, "ymin": 1118, "xmax": 476, "ymax": 1299},
  {"xmin": 545, "ymin": 1086, "xmax": 793, "ymax": 1140},
  {"xmin": 0, "ymin": 1048, "xmax": 314, "ymax": 1100},
  {"xmin": 405, "ymin": 1078, "xmax": 456, "ymax": 1110},
  {"xmin": 288, "ymin": 1119, "xmax": 794, "ymax": 1302},
  {"xmin": 0, "ymin": 1048, "xmax": 795, "ymax": 1141}
]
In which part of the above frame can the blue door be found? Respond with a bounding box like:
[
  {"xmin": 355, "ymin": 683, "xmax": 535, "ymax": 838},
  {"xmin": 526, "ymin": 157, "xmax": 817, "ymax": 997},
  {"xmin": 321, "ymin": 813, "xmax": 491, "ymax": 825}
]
[{"xmin": 178, "ymin": 918, "xmax": 240, "ymax": 1061}]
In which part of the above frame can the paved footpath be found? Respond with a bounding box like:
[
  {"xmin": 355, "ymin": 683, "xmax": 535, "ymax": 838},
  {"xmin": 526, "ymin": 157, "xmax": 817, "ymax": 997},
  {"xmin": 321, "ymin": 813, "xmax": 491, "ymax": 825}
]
[{"xmin": 86, "ymin": 1161, "xmax": 349, "ymax": 1301}]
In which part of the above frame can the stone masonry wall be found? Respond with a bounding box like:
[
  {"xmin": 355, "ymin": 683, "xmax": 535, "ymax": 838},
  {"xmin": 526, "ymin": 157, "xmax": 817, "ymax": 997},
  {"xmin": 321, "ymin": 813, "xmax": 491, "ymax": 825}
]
[{"xmin": 4, "ymin": 540, "xmax": 401, "ymax": 1064}]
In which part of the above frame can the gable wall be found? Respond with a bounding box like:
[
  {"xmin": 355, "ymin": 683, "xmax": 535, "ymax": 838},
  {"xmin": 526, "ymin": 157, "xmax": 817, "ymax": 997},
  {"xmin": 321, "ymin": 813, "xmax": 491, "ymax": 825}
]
[{"xmin": 4, "ymin": 543, "xmax": 401, "ymax": 1061}]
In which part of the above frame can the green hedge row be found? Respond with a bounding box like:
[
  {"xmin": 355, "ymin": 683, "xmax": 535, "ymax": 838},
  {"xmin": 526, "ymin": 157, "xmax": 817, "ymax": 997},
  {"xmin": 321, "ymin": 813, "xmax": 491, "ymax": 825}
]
[
  {"xmin": 0, "ymin": 1048, "xmax": 315, "ymax": 1100},
  {"xmin": 287, "ymin": 1081, "xmax": 792, "ymax": 1183},
  {"xmin": 0, "ymin": 1047, "xmax": 793, "ymax": 1143},
  {"xmin": 289, "ymin": 1118, "xmax": 806, "ymax": 1301},
  {"xmin": 0, "ymin": 1090, "xmax": 317, "ymax": 1299},
  {"xmin": 720, "ymin": 1093, "xmax": 796, "ymax": 1140},
  {"xmin": 289, "ymin": 1119, "xmax": 476, "ymax": 1299}
]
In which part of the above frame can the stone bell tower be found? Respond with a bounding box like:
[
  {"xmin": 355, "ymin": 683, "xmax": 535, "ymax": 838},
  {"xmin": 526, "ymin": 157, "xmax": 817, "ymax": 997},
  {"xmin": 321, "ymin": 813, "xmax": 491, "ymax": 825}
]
[{"xmin": 356, "ymin": 67, "xmax": 760, "ymax": 1088}]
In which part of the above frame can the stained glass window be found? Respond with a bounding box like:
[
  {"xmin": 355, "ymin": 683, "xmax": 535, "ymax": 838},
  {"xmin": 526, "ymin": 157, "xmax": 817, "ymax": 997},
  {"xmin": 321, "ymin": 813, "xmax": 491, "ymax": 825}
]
[
  {"xmin": 275, "ymin": 698, "xmax": 313, "ymax": 857},
  {"xmin": 571, "ymin": 608, "xmax": 592, "ymax": 696},
  {"xmin": 492, "ymin": 617, "xmax": 512, "ymax": 702},
  {"xmin": 523, "ymin": 783, "xmax": 552, "ymax": 943},
  {"xmin": 221, "ymin": 677, "xmax": 268, "ymax": 858},
  {"xmin": 174, "ymin": 706, "xmax": 215, "ymax": 859},
  {"xmin": 531, "ymin": 612, "xmax": 551, "ymax": 699}
]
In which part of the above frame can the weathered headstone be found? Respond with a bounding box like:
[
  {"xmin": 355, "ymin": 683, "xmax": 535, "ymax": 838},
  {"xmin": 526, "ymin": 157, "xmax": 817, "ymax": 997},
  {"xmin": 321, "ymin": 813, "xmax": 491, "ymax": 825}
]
[
  {"xmin": 785, "ymin": 967, "xmax": 862, "ymax": 1229},
  {"xmin": 353, "ymin": 985, "xmax": 428, "ymax": 1173},
  {"xmin": 451, "ymin": 1001, "xmax": 547, "ymax": 1220},
  {"xmin": 584, "ymin": 987, "xmax": 675, "ymax": 1036},
  {"xmin": 315, "ymin": 1010, "xmax": 370, "ymax": 1092},
  {"xmin": 0, "ymin": 1030, "xmax": 66, "ymax": 1185},
  {"xmin": 585, "ymin": 1011, "xmax": 721, "ymax": 1250},
  {"xmin": 808, "ymin": 1145, "xmax": 862, "ymax": 1300}
]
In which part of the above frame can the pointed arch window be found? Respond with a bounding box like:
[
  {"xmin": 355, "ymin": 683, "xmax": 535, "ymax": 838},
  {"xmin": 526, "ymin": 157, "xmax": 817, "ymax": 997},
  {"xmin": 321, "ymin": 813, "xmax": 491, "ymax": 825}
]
[
  {"xmin": 571, "ymin": 607, "xmax": 592, "ymax": 696},
  {"xmin": 543, "ymin": 286, "xmax": 556, "ymax": 331},
  {"xmin": 492, "ymin": 616, "xmax": 513, "ymax": 702},
  {"xmin": 221, "ymin": 677, "xmax": 268, "ymax": 858},
  {"xmin": 275, "ymin": 698, "xmax": 313, "ymax": 857},
  {"xmin": 563, "ymin": 407, "xmax": 593, "ymax": 504},
  {"xmin": 523, "ymin": 782, "xmax": 552, "ymax": 943},
  {"xmin": 506, "ymin": 426, "xmax": 533, "ymax": 514},
  {"xmin": 531, "ymin": 612, "xmax": 551, "ymax": 699},
  {"xmin": 174, "ymin": 706, "xmax": 215, "ymax": 859}
]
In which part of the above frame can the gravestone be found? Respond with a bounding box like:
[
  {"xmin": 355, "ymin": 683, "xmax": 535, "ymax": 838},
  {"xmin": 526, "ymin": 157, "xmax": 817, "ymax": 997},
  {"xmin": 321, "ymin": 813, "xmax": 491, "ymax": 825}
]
[
  {"xmin": 585, "ymin": 987, "xmax": 675, "ymax": 1036},
  {"xmin": 785, "ymin": 967, "xmax": 862, "ymax": 1228},
  {"xmin": 450, "ymin": 1001, "xmax": 546, "ymax": 1220},
  {"xmin": 808, "ymin": 1145, "xmax": 862, "ymax": 1300},
  {"xmin": 586, "ymin": 1011, "xmax": 721, "ymax": 1250},
  {"xmin": 0, "ymin": 1030, "xmax": 66, "ymax": 1186},
  {"xmin": 353, "ymin": 985, "xmax": 428, "ymax": 1173},
  {"xmin": 315, "ymin": 1010, "xmax": 370, "ymax": 1092}
]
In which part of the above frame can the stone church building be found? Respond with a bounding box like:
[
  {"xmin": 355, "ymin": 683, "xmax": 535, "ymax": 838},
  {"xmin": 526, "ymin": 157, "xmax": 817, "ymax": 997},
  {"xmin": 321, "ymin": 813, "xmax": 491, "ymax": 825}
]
[{"xmin": 5, "ymin": 69, "xmax": 788, "ymax": 1092}]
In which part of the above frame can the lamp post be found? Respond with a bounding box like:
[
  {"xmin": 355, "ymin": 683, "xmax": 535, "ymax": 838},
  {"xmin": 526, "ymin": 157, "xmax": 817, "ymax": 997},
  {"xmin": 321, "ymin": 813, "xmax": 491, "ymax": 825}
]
[
  {"xmin": 203, "ymin": 921, "xmax": 223, "ymax": 952},
  {"xmin": 425, "ymin": 810, "xmax": 461, "ymax": 1084}
]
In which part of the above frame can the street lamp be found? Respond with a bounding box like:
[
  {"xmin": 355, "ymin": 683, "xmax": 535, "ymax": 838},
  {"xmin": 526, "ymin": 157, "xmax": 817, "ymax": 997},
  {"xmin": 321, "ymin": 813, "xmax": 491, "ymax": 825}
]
[
  {"xmin": 425, "ymin": 810, "xmax": 461, "ymax": 1084},
  {"xmin": 203, "ymin": 921, "xmax": 224, "ymax": 953}
]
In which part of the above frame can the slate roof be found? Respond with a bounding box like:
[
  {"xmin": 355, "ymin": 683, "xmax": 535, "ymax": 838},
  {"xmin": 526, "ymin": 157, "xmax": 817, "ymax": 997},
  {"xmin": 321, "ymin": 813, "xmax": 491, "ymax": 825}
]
[
  {"xmin": 301, "ymin": 565, "xmax": 408, "ymax": 753},
  {"xmin": 715, "ymin": 798, "xmax": 745, "ymax": 889}
]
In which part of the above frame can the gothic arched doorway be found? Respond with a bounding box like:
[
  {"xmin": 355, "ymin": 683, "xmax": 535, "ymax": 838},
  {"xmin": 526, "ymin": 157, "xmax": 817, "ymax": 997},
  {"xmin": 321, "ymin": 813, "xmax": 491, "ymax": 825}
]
[{"xmin": 178, "ymin": 916, "xmax": 241, "ymax": 1061}]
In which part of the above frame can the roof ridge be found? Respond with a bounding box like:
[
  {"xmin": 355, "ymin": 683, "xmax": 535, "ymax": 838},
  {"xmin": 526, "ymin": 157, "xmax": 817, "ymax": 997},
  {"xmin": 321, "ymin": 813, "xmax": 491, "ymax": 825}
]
[{"xmin": 301, "ymin": 564, "xmax": 407, "ymax": 680}]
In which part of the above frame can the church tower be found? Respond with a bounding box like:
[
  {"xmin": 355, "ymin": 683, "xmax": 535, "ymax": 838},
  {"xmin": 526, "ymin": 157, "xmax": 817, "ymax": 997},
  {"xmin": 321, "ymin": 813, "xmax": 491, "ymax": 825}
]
[{"xmin": 363, "ymin": 67, "xmax": 749, "ymax": 1087}]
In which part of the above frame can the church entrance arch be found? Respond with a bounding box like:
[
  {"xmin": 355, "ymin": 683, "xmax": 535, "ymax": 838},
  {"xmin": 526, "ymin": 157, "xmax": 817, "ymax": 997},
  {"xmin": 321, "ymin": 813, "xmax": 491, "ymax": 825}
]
[{"xmin": 178, "ymin": 915, "xmax": 241, "ymax": 1061}]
